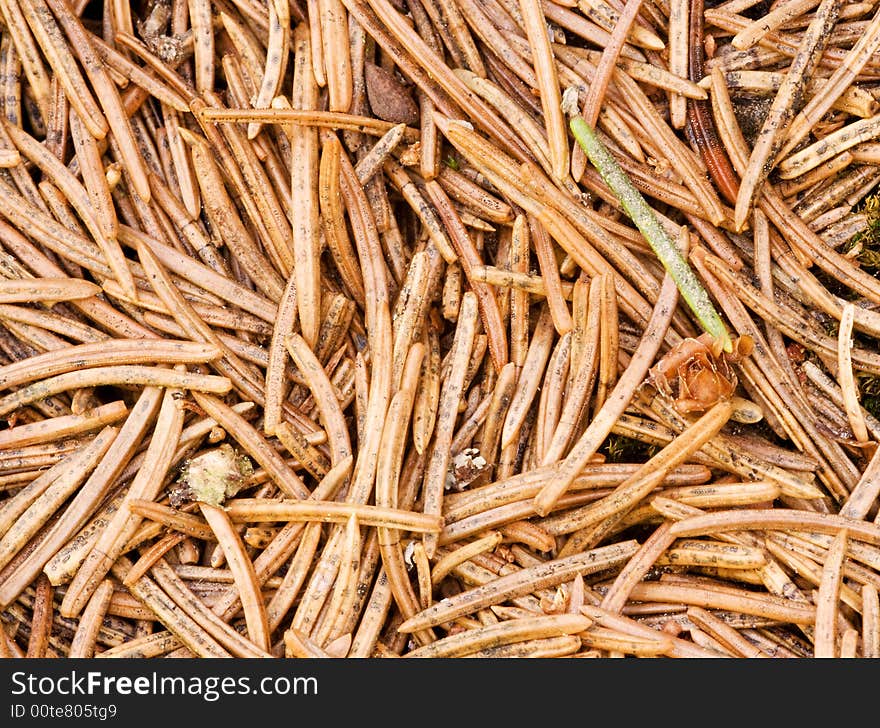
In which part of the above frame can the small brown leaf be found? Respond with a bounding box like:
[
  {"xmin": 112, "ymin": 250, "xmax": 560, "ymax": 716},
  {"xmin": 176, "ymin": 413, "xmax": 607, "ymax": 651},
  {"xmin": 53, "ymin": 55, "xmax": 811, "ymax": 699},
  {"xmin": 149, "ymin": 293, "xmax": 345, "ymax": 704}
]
[{"xmin": 364, "ymin": 62, "xmax": 419, "ymax": 125}]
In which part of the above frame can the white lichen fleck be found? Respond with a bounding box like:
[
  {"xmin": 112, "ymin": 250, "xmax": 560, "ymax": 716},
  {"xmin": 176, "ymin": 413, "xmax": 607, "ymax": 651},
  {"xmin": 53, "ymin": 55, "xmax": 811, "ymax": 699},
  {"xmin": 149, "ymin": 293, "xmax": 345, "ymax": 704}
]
[
  {"xmin": 446, "ymin": 447, "xmax": 491, "ymax": 491},
  {"xmin": 404, "ymin": 541, "xmax": 416, "ymax": 570}
]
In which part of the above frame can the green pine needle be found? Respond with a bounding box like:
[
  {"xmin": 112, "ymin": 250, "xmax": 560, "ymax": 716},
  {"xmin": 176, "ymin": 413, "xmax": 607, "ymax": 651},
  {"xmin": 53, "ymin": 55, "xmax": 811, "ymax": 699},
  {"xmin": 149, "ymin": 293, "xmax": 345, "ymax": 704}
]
[{"xmin": 570, "ymin": 116, "xmax": 733, "ymax": 353}]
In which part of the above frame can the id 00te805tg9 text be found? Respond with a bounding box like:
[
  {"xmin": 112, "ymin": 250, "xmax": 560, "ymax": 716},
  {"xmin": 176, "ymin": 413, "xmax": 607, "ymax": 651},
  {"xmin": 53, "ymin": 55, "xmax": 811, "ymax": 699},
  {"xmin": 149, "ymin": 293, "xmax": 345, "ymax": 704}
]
[{"xmin": 10, "ymin": 703, "xmax": 118, "ymax": 720}]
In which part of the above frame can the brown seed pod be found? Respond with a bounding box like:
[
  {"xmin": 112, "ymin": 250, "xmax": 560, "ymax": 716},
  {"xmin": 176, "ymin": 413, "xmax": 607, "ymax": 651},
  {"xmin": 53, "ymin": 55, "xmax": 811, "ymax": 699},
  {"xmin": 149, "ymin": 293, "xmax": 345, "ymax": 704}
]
[
  {"xmin": 648, "ymin": 333, "xmax": 754, "ymax": 414},
  {"xmin": 364, "ymin": 62, "xmax": 419, "ymax": 125}
]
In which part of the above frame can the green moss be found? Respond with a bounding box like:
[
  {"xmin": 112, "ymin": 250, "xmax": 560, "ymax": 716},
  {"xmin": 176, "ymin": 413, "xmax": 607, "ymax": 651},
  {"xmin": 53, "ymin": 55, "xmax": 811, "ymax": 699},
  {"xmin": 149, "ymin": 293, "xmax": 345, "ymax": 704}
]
[
  {"xmin": 859, "ymin": 375, "xmax": 880, "ymax": 421},
  {"xmin": 600, "ymin": 434, "xmax": 659, "ymax": 463},
  {"xmin": 862, "ymin": 395, "xmax": 880, "ymax": 421},
  {"xmin": 843, "ymin": 194, "xmax": 880, "ymax": 272}
]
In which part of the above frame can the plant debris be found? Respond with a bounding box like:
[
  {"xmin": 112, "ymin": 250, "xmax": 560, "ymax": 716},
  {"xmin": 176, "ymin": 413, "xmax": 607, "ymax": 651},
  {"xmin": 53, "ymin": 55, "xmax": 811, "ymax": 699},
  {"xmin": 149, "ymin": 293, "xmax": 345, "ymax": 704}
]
[
  {"xmin": 1, "ymin": 0, "xmax": 880, "ymax": 661},
  {"xmin": 170, "ymin": 444, "xmax": 254, "ymax": 508}
]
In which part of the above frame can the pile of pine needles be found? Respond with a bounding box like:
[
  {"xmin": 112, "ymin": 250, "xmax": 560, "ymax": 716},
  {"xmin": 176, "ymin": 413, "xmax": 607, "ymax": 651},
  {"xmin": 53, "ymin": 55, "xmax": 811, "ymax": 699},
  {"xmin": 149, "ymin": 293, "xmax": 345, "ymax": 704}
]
[{"xmin": 1, "ymin": 0, "xmax": 880, "ymax": 658}]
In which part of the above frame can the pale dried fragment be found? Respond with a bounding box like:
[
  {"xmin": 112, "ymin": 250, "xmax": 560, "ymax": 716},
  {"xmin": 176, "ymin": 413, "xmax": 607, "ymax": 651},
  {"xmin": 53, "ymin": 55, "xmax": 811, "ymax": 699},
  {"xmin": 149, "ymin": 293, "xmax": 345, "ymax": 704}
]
[
  {"xmin": 561, "ymin": 85, "xmax": 581, "ymax": 117},
  {"xmin": 170, "ymin": 443, "xmax": 254, "ymax": 508}
]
